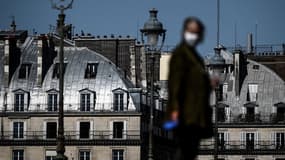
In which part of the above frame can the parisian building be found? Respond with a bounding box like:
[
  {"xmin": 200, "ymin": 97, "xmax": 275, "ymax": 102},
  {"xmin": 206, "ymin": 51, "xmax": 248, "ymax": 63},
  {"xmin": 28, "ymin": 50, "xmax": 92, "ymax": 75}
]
[
  {"xmin": 0, "ymin": 25, "xmax": 144, "ymax": 159},
  {"xmin": 198, "ymin": 40, "xmax": 285, "ymax": 160},
  {"xmin": 0, "ymin": 19, "xmax": 175, "ymax": 160}
]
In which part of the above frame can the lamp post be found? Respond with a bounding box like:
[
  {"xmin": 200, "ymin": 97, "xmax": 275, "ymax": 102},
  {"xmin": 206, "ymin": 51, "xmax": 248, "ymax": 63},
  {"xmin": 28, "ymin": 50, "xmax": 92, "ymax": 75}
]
[
  {"xmin": 208, "ymin": 46, "xmax": 226, "ymax": 160},
  {"xmin": 140, "ymin": 8, "xmax": 166, "ymax": 160},
  {"xmin": 50, "ymin": 0, "xmax": 74, "ymax": 160}
]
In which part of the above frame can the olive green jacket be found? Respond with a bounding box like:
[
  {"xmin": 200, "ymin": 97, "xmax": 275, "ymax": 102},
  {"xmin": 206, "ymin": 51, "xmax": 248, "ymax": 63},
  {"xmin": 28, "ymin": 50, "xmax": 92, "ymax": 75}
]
[{"xmin": 166, "ymin": 42, "xmax": 212, "ymax": 130}]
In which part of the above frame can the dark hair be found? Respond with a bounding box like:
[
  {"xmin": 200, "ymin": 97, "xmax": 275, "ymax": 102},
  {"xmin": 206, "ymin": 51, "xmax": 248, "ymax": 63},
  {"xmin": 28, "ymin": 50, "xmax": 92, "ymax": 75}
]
[{"xmin": 182, "ymin": 17, "xmax": 205, "ymax": 42}]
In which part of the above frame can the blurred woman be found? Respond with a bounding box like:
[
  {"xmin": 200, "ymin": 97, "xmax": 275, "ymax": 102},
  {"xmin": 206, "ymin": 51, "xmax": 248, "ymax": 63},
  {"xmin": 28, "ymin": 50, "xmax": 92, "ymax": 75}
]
[{"xmin": 166, "ymin": 17, "xmax": 215, "ymax": 160}]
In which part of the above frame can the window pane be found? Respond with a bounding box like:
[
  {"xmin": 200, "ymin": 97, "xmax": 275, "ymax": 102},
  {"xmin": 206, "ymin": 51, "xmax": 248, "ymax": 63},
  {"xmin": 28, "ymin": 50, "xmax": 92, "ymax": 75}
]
[
  {"xmin": 79, "ymin": 151, "xmax": 90, "ymax": 160},
  {"xmin": 13, "ymin": 150, "xmax": 24, "ymax": 160},
  {"xmin": 13, "ymin": 122, "xmax": 24, "ymax": 138},
  {"xmin": 112, "ymin": 150, "xmax": 124, "ymax": 160},
  {"xmin": 113, "ymin": 122, "xmax": 123, "ymax": 138},
  {"xmin": 46, "ymin": 122, "xmax": 57, "ymax": 139},
  {"xmin": 80, "ymin": 122, "xmax": 90, "ymax": 139}
]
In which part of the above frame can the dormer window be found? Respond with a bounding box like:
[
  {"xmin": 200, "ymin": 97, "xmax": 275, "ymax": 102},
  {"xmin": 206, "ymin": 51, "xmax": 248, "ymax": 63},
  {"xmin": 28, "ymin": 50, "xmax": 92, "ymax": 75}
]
[
  {"xmin": 15, "ymin": 93, "xmax": 24, "ymax": 111},
  {"xmin": 48, "ymin": 94, "xmax": 58, "ymax": 111},
  {"xmin": 114, "ymin": 93, "xmax": 124, "ymax": 111},
  {"xmin": 112, "ymin": 88, "xmax": 128, "ymax": 112},
  {"xmin": 46, "ymin": 89, "xmax": 59, "ymax": 112},
  {"xmin": 247, "ymin": 84, "xmax": 258, "ymax": 102},
  {"xmin": 79, "ymin": 88, "xmax": 96, "ymax": 112},
  {"xmin": 13, "ymin": 89, "xmax": 29, "ymax": 112},
  {"xmin": 81, "ymin": 94, "xmax": 90, "ymax": 111},
  {"xmin": 85, "ymin": 63, "xmax": 98, "ymax": 79},
  {"xmin": 52, "ymin": 63, "xmax": 67, "ymax": 79},
  {"xmin": 18, "ymin": 63, "xmax": 31, "ymax": 79}
]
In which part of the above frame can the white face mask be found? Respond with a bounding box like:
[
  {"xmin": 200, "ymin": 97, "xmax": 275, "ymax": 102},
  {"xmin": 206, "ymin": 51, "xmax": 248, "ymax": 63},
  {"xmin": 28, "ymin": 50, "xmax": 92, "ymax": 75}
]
[{"xmin": 184, "ymin": 32, "xmax": 199, "ymax": 46}]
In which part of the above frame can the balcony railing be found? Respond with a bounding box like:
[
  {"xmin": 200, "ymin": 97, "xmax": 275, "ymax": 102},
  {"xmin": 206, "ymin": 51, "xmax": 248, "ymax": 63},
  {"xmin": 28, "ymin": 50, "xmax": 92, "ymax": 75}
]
[
  {"xmin": 215, "ymin": 113, "xmax": 285, "ymax": 124},
  {"xmin": 0, "ymin": 130, "xmax": 140, "ymax": 140},
  {"xmin": 0, "ymin": 103, "xmax": 140, "ymax": 113},
  {"xmin": 200, "ymin": 141, "xmax": 285, "ymax": 151}
]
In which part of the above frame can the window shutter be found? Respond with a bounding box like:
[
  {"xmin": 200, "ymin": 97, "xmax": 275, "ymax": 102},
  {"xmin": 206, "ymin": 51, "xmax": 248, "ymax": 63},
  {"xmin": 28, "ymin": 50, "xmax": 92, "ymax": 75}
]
[
  {"xmin": 76, "ymin": 121, "xmax": 80, "ymax": 139},
  {"xmin": 90, "ymin": 121, "xmax": 94, "ymax": 139},
  {"xmin": 255, "ymin": 132, "xmax": 259, "ymax": 149},
  {"xmin": 225, "ymin": 132, "xmax": 229, "ymax": 149}
]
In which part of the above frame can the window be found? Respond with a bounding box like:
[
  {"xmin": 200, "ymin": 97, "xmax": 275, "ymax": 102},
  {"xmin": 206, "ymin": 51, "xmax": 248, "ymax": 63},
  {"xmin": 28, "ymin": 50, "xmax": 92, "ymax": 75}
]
[
  {"xmin": 218, "ymin": 132, "xmax": 226, "ymax": 150},
  {"xmin": 45, "ymin": 150, "xmax": 56, "ymax": 160},
  {"xmin": 52, "ymin": 63, "xmax": 67, "ymax": 79},
  {"xmin": 12, "ymin": 150, "xmax": 24, "ymax": 160},
  {"xmin": 46, "ymin": 122, "xmax": 57, "ymax": 139},
  {"xmin": 114, "ymin": 93, "xmax": 124, "ymax": 111},
  {"xmin": 48, "ymin": 94, "xmax": 58, "ymax": 111},
  {"xmin": 80, "ymin": 94, "xmax": 90, "ymax": 111},
  {"xmin": 222, "ymin": 84, "xmax": 228, "ymax": 101},
  {"xmin": 14, "ymin": 93, "xmax": 24, "ymax": 111},
  {"xmin": 113, "ymin": 122, "xmax": 124, "ymax": 139},
  {"xmin": 112, "ymin": 149, "xmax": 124, "ymax": 160},
  {"xmin": 85, "ymin": 63, "xmax": 98, "ymax": 78},
  {"xmin": 80, "ymin": 122, "xmax": 90, "ymax": 139},
  {"xmin": 13, "ymin": 122, "xmax": 24, "ymax": 139},
  {"xmin": 246, "ymin": 133, "xmax": 255, "ymax": 150},
  {"xmin": 216, "ymin": 84, "xmax": 223, "ymax": 101},
  {"xmin": 217, "ymin": 107, "xmax": 226, "ymax": 122},
  {"xmin": 253, "ymin": 65, "xmax": 259, "ymax": 70},
  {"xmin": 276, "ymin": 132, "xmax": 285, "ymax": 149},
  {"xmin": 247, "ymin": 84, "xmax": 258, "ymax": 102},
  {"xmin": 79, "ymin": 150, "xmax": 90, "ymax": 160},
  {"xmin": 18, "ymin": 64, "xmax": 31, "ymax": 79},
  {"xmin": 277, "ymin": 107, "xmax": 285, "ymax": 122},
  {"xmin": 246, "ymin": 107, "xmax": 255, "ymax": 122}
]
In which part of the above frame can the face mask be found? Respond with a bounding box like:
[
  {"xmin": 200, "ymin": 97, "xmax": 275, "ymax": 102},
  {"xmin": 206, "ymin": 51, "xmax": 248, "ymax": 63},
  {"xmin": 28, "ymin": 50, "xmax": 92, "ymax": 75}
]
[{"xmin": 184, "ymin": 32, "xmax": 199, "ymax": 46}]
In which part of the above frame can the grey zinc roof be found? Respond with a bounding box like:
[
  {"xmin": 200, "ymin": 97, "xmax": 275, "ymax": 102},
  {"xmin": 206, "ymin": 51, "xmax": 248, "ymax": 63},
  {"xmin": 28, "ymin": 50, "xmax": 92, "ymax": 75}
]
[
  {"xmin": 3, "ymin": 37, "xmax": 138, "ymax": 111},
  {"xmin": 224, "ymin": 59, "xmax": 285, "ymax": 116}
]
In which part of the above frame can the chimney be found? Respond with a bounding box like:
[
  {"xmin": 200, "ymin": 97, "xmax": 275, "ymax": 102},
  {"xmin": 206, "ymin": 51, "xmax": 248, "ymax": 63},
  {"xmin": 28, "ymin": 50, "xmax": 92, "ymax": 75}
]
[
  {"xmin": 10, "ymin": 17, "xmax": 16, "ymax": 32},
  {"xmin": 247, "ymin": 33, "xmax": 253, "ymax": 54},
  {"xmin": 233, "ymin": 50, "xmax": 247, "ymax": 97},
  {"xmin": 4, "ymin": 37, "xmax": 21, "ymax": 87},
  {"xmin": 36, "ymin": 35, "xmax": 57, "ymax": 86}
]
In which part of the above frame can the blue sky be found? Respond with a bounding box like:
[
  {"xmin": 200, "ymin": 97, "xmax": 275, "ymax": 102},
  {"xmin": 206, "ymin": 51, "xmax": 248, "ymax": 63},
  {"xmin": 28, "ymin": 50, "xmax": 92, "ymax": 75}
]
[{"xmin": 1, "ymin": 0, "xmax": 285, "ymax": 55}]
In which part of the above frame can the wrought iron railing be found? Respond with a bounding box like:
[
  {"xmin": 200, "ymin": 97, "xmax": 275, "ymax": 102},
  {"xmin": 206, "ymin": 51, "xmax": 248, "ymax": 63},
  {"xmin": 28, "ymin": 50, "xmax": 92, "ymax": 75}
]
[
  {"xmin": 0, "ymin": 103, "xmax": 140, "ymax": 113},
  {"xmin": 215, "ymin": 113, "xmax": 285, "ymax": 124},
  {"xmin": 199, "ymin": 140, "xmax": 285, "ymax": 151},
  {"xmin": 0, "ymin": 130, "xmax": 140, "ymax": 140}
]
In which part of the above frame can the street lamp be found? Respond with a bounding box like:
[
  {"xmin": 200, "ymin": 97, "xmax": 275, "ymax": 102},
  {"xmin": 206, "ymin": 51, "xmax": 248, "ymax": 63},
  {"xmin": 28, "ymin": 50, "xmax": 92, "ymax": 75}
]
[
  {"xmin": 140, "ymin": 8, "xmax": 166, "ymax": 160},
  {"xmin": 50, "ymin": 0, "xmax": 74, "ymax": 160},
  {"xmin": 208, "ymin": 46, "xmax": 226, "ymax": 160}
]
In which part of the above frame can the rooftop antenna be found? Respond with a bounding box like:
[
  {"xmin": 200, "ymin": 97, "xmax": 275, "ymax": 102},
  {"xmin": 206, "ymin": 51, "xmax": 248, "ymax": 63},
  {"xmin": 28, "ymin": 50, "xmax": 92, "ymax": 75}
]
[
  {"xmin": 10, "ymin": 15, "xmax": 16, "ymax": 32},
  {"xmin": 136, "ymin": 19, "xmax": 139, "ymax": 43},
  {"xmin": 234, "ymin": 22, "xmax": 237, "ymax": 49},
  {"xmin": 255, "ymin": 22, "xmax": 258, "ymax": 52},
  {"xmin": 216, "ymin": 0, "xmax": 220, "ymax": 47}
]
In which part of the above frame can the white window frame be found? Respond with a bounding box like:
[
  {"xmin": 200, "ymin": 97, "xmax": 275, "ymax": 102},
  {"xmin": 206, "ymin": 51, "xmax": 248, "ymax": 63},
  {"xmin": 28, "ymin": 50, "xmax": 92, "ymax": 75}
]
[
  {"xmin": 248, "ymin": 84, "xmax": 258, "ymax": 102},
  {"xmin": 113, "ymin": 92, "xmax": 124, "ymax": 111},
  {"xmin": 76, "ymin": 120, "xmax": 94, "ymax": 139},
  {"xmin": 109, "ymin": 120, "xmax": 127, "ymax": 139},
  {"xmin": 112, "ymin": 149, "xmax": 124, "ymax": 160},
  {"xmin": 78, "ymin": 150, "xmax": 91, "ymax": 160},
  {"xmin": 47, "ymin": 93, "xmax": 58, "ymax": 111},
  {"xmin": 12, "ymin": 149, "xmax": 24, "ymax": 160},
  {"xmin": 11, "ymin": 121, "xmax": 26, "ymax": 139},
  {"xmin": 45, "ymin": 150, "xmax": 57, "ymax": 160},
  {"xmin": 44, "ymin": 121, "xmax": 57, "ymax": 139}
]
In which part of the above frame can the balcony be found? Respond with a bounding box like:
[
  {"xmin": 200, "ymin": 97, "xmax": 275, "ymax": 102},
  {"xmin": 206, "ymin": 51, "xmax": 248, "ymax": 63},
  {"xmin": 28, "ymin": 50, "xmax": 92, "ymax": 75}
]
[
  {"xmin": 0, "ymin": 130, "xmax": 141, "ymax": 146},
  {"xmin": 0, "ymin": 103, "xmax": 140, "ymax": 113},
  {"xmin": 199, "ymin": 141, "xmax": 285, "ymax": 154},
  {"xmin": 215, "ymin": 114, "xmax": 285, "ymax": 125}
]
